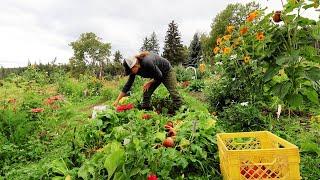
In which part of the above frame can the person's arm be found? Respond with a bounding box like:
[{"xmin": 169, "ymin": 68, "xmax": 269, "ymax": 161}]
[
  {"xmin": 113, "ymin": 74, "xmax": 135, "ymax": 106},
  {"xmin": 113, "ymin": 91, "xmax": 126, "ymax": 106}
]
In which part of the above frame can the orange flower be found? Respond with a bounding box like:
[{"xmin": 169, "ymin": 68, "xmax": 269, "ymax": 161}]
[
  {"xmin": 213, "ymin": 47, "xmax": 220, "ymax": 54},
  {"xmin": 240, "ymin": 27, "xmax": 248, "ymax": 35},
  {"xmin": 243, "ymin": 56, "xmax": 251, "ymax": 64},
  {"xmin": 227, "ymin": 25, "xmax": 234, "ymax": 33},
  {"xmin": 223, "ymin": 35, "xmax": 232, "ymax": 41},
  {"xmin": 216, "ymin": 37, "xmax": 222, "ymax": 45},
  {"xmin": 199, "ymin": 63, "xmax": 206, "ymax": 73},
  {"xmin": 256, "ymin": 32, "xmax": 265, "ymax": 41},
  {"xmin": 247, "ymin": 11, "xmax": 258, "ymax": 22},
  {"xmin": 223, "ymin": 47, "xmax": 231, "ymax": 55}
]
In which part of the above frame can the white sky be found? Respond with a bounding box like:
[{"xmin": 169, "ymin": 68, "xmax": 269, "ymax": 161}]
[{"xmin": 0, "ymin": 0, "xmax": 319, "ymax": 68}]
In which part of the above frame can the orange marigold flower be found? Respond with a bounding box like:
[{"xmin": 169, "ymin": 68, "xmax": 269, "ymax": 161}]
[
  {"xmin": 216, "ymin": 38, "xmax": 222, "ymax": 45},
  {"xmin": 223, "ymin": 47, "xmax": 231, "ymax": 55},
  {"xmin": 213, "ymin": 47, "xmax": 220, "ymax": 54},
  {"xmin": 223, "ymin": 35, "xmax": 232, "ymax": 41},
  {"xmin": 243, "ymin": 56, "xmax": 251, "ymax": 64},
  {"xmin": 227, "ymin": 25, "xmax": 234, "ymax": 33},
  {"xmin": 247, "ymin": 11, "xmax": 258, "ymax": 22},
  {"xmin": 240, "ymin": 27, "xmax": 249, "ymax": 35},
  {"xmin": 256, "ymin": 32, "xmax": 265, "ymax": 41}
]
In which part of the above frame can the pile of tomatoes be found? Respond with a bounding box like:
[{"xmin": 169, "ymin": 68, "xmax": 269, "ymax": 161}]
[{"xmin": 240, "ymin": 164, "xmax": 279, "ymax": 179}]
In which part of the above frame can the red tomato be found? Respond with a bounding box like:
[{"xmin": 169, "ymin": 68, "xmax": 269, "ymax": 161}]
[{"xmin": 248, "ymin": 169, "xmax": 255, "ymax": 175}]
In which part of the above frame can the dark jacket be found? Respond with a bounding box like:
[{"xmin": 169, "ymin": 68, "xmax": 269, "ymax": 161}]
[{"xmin": 122, "ymin": 53, "xmax": 172, "ymax": 93}]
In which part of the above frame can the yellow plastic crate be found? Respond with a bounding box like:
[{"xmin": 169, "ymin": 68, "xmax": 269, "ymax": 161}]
[{"xmin": 217, "ymin": 131, "xmax": 300, "ymax": 180}]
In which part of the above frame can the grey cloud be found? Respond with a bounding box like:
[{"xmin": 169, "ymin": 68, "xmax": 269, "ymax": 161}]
[{"xmin": 2, "ymin": 0, "xmax": 317, "ymax": 67}]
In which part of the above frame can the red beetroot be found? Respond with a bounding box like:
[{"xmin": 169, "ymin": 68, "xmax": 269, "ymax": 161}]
[
  {"xmin": 142, "ymin": 114, "xmax": 152, "ymax": 120},
  {"xmin": 166, "ymin": 121, "xmax": 174, "ymax": 128},
  {"xmin": 163, "ymin": 137, "xmax": 174, "ymax": 148},
  {"xmin": 167, "ymin": 128, "xmax": 177, "ymax": 137},
  {"xmin": 147, "ymin": 173, "xmax": 158, "ymax": 180}
]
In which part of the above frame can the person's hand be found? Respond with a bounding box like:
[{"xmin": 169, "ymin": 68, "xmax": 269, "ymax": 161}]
[
  {"xmin": 143, "ymin": 81, "xmax": 153, "ymax": 92},
  {"xmin": 112, "ymin": 100, "xmax": 119, "ymax": 107}
]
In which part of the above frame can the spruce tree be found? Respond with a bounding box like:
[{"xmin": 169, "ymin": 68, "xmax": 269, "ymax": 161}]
[
  {"xmin": 162, "ymin": 20, "xmax": 185, "ymax": 65},
  {"xmin": 140, "ymin": 37, "xmax": 150, "ymax": 52},
  {"xmin": 149, "ymin": 32, "xmax": 160, "ymax": 54},
  {"xmin": 188, "ymin": 33, "xmax": 202, "ymax": 67},
  {"xmin": 113, "ymin": 50, "xmax": 123, "ymax": 63}
]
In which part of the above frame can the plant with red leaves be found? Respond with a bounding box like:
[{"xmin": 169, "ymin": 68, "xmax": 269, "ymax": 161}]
[
  {"xmin": 116, "ymin": 103, "xmax": 134, "ymax": 112},
  {"xmin": 31, "ymin": 108, "xmax": 44, "ymax": 113},
  {"xmin": 147, "ymin": 173, "xmax": 158, "ymax": 180}
]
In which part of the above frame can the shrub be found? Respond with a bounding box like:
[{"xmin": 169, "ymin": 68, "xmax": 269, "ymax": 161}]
[
  {"xmin": 219, "ymin": 103, "xmax": 268, "ymax": 132},
  {"xmin": 188, "ymin": 79, "xmax": 205, "ymax": 92},
  {"xmin": 58, "ymin": 78, "xmax": 86, "ymax": 98},
  {"xmin": 175, "ymin": 66, "xmax": 194, "ymax": 82}
]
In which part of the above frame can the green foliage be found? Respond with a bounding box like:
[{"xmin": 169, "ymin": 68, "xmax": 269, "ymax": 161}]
[
  {"xmin": 220, "ymin": 103, "xmax": 268, "ymax": 132},
  {"xmin": 69, "ymin": 32, "xmax": 111, "ymax": 78},
  {"xmin": 206, "ymin": 70, "xmax": 261, "ymax": 112},
  {"xmin": 210, "ymin": 1, "xmax": 320, "ymax": 111},
  {"xmin": 175, "ymin": 66, "xmax": 194, "ymax": 82},
  {"xmin": 58, "ymin": 75, "xmax": 105, "ymax": 99},
  {"xmin": 58, "ymin": 78, "xmax": 86, "ymax": 98},
  {"xmin": 21, "ymin": 66, "xmax": 49, "ymax": 85},
  {"xmin": 104, "ymin": 62, "xmax": 124, "ymax": 77},
  {"xmin": 162, "ymin": 21, "xmax": 185, "ymax": 66},
  {"xmin": 188, "ymin": 79, "xmax": 205, "ymax": 92}
]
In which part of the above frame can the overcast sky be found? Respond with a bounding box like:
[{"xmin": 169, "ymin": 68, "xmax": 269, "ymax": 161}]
[{"xmin": 0, "ymin": 0, "xmax": 319, "ymax": 68}]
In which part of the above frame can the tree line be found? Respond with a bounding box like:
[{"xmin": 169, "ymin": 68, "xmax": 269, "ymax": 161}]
[{"xmin": 1, "ymin": 2, "xmax": 262, "ymax": 80}]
